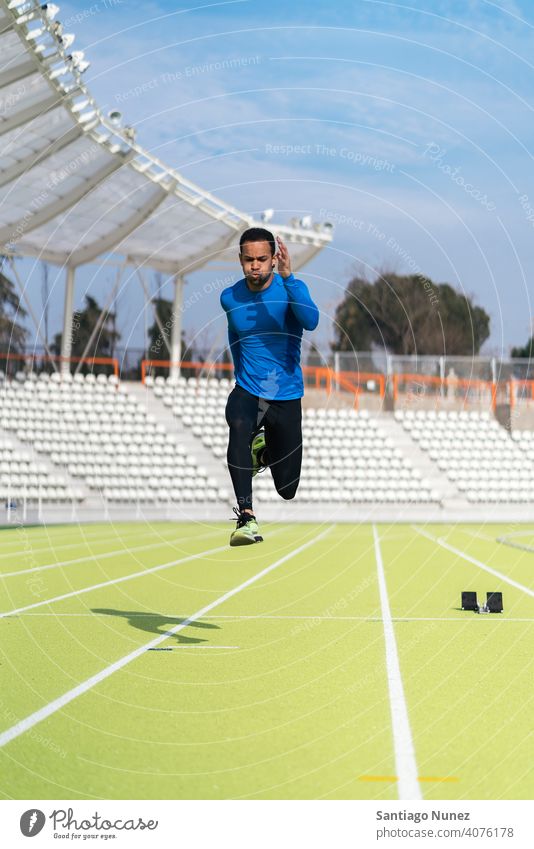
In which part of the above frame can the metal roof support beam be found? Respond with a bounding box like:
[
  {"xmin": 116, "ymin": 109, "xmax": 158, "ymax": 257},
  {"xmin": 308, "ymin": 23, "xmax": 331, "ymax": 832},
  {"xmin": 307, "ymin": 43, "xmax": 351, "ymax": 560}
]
[
  {"xmin": 0, "ymin": 58, "xmax": 37, "ymax": 88},
  {"xmin": 68, "ymin": 185, "xmax": 169, "ymax": 267},
  {"xmin": 0, "ymin": 92, "xmax": 59, "ymax": 136},
  {"xmin": 177, "ymin": 225, "xmax": 242, "ymax": 276},
  {"xmin": 0, "ymin": 13, "xmax": 12, "ymax": 34},
  {"xmin": 0, "ymin": 149, "xmax": 135, "ymax": 249},
  {"xmin": 0, "ymin": 124, "xmax": 83, "ymax": 189},
  {"xmin": 290, "ymin": 242, "xmax": 325, "ymax": 272},
  {"xmin": 61, "ymin": 266, "xmax": 76, "ymax": 375},
  {"xmin": 8, "ymin": 257, "xmax": 58, "ymax": 371},
  {"xmin": 170, "ymin": 275, "xmax": 184, "ymax": 380}
]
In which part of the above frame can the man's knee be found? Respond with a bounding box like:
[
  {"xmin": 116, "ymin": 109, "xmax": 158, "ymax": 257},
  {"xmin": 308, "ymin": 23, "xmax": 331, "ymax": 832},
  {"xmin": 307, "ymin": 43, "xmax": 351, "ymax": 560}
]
[
  {"xmin": 275, "ymin": 478, "xmax": 299, "ymax": 500},
  {"xmin": 228, "ymin": 416, "xmax": 254, "ymax": 438}
]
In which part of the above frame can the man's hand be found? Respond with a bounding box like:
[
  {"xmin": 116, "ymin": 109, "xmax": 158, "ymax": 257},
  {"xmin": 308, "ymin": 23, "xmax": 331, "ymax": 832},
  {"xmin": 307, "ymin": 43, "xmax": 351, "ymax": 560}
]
[{"xmin": 275, "ymin": 236, "xmax": 292, "ymax": 279}]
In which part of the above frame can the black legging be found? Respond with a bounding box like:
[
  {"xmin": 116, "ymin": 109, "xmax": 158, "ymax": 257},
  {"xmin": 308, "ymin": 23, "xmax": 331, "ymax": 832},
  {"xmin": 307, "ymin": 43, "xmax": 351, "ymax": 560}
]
[{"xmin": 225, "ymin": 384, "xmax": 302, "ymax": 512}]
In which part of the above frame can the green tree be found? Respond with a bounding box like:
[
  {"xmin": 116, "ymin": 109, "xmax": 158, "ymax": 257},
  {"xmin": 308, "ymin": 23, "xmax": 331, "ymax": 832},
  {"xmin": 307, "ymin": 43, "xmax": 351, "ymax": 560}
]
[
  {"xmin": 147, "ymin": 297, "xmax": 189, "ymax": 361},
  {"xmin": 511, "ymin": 336, "xmax": 533, "ymax": 358},
  {"xmin": 147, "ymin": 297, "xmax": 172, "ymax": 361},
  {"xmin": 0, "ymin": 260, "xmax": 27, "ymax": 353},
  {"xmin": 332, "ymin": 271, "xmax": 490, "ymax": 355},
  {"xmin": 306, "ymin": 341, "xmax": 325, "ymax": 368},
  {"xmin": 52, "ymin": 294, "xmax": 120, "ymax": 359}
]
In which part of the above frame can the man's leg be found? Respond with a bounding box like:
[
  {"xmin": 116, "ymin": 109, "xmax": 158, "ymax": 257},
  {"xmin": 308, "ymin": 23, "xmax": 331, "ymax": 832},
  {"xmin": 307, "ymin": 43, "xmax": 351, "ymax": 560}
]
[
  {"xmin": 263, "ymin": 398, "xmax": 303, "ymax": 500},
  {"xmin": 225, "ymin": 386, "xmax": 267, "ymax": 546},
  {"xmin": 225, "ymin": 384, "xmax": 261, "ymax": 512}
]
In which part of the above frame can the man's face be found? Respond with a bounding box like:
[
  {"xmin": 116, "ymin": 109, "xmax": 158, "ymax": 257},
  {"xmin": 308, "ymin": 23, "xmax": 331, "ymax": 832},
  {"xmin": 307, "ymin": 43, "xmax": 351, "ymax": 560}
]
[{"xmin": 240, "ymin": 240, "xmax": 275, "ymax": 290}]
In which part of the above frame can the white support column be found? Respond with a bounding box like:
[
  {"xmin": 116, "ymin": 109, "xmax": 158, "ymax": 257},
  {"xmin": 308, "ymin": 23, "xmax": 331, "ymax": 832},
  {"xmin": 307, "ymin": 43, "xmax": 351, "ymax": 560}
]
[
  {"xmin": 170, "ymin": 274, "xmax": 184, "ymax": 379},
  {"xmin": 439, "ymin": 355, "xmax": 445, "ymax": 397},
  {"xmin": 333, "ymin": 350, "xmax": 340, "ymax": 392},
  {"xmin": 61, "ymin": 266, "xmax": 76, "ymax": 375}
]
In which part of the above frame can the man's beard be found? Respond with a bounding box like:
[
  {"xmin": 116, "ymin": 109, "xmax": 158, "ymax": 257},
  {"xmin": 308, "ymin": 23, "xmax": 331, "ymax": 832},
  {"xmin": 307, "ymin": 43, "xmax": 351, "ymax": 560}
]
[{"xmin": 246, "ymin": 271, "xmax": 272, "ymax": 288}]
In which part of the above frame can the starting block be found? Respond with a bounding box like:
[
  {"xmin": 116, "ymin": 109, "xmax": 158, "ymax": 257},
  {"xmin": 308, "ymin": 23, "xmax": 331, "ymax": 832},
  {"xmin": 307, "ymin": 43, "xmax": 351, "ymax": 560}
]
[
  {"xmin": 461, "ymin": 591, "xmax": 478, "ymax": 611},
  {"xmin": 461, "ymin": 591, "xmax": 503, "ymax": 614},
  {"xmin": 486, "ymin": 592, "xmax": 503, "ymax": 613}
]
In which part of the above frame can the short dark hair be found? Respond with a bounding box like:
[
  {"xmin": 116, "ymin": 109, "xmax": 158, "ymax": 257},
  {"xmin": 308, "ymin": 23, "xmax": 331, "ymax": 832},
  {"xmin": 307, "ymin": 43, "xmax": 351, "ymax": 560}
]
[{"xmin": 239, "ymin": 227, "xmax": 275, "ymax": 256}]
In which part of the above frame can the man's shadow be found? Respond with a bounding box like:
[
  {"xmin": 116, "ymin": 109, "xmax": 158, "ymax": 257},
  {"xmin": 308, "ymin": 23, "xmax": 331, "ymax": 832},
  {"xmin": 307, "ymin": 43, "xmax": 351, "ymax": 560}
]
[{"xmin": 92, "ymin": 609, "xmax": 220, "ymax": 645}]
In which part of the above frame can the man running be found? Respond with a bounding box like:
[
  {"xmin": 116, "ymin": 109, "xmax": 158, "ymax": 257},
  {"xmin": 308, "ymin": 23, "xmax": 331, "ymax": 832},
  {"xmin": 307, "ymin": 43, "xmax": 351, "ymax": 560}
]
[{"xmin": 220, "ymin": 227, "xmax": 319, "ymax": 546}]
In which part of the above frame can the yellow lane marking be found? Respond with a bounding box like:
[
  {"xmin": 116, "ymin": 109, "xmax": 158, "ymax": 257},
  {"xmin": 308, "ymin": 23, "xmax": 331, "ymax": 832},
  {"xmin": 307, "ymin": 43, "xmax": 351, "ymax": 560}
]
[{"xmin": 359, "ymin": 776, "xmax": 458, "ymax": 783}]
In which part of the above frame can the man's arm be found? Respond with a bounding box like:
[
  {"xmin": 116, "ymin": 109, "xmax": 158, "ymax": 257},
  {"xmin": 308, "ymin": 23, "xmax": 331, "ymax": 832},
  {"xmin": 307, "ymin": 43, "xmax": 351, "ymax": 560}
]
[
  {"xmin": 221, "ymin": 288, "xmax": 242, "ymax": 371},
  {"xmin": 282, "ymin": 275, "xmax": 319, "ymax": 330},
  {"xmin": 228, "ymin": 328, "xmax": 241, "ymax": 371},
  {"xmin": 276, "ymin": 236, "xmax": 319, "ymax": 330}
]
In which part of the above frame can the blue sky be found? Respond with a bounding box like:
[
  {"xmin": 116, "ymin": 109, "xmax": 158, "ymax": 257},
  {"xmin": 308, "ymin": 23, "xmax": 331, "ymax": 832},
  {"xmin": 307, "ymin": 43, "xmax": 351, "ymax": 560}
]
[{"xmin": 21, "ymin": 0, "xmax": 534, "ymax": 357}]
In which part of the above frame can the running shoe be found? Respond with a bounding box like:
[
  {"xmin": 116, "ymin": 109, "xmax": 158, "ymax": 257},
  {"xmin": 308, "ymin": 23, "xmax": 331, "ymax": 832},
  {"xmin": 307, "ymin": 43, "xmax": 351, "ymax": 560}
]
[
  {"xmin": 230, "ymin": 508, "xmax": 263, "ymax": 546},
  {"xmin": 251, "ymin": 430, "xmax": 267, "ymax": 477}
]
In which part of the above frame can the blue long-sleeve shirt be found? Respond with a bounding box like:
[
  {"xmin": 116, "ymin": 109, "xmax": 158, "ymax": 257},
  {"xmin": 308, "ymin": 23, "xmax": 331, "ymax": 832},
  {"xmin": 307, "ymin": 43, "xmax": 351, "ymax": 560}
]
[{"xmin": 220, "ymin": 272, "xmax": 319, "ymax": 400}]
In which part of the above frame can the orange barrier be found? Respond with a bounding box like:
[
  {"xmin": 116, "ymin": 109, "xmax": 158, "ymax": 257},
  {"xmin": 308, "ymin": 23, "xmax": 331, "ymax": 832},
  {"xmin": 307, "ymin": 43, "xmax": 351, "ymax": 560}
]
[
  {"xmin": 0, "ymin": 352, "xmax": 119, "ymax": 378},
  {"xmin": 509, "ymin": 379, "xmax": 534, "ymax": 408},
  {"xmin": 340, "ymin": 370, "xmax": 385, "ymax": 399},
  {"xmin": 141, "ymin": 359, "xmax": 234, "ymax": 383},
  {"xmin": 392, "ymin": 372, "xmax": 511, "ymax": 411},
  {"xmin": 142, "ymin": 360, "xmax": 383, "ymax": 406},
  {"xmin": 141, "ymin": 360, "xmax": 533, "ymax": 412},
  {"xmin": 304, "ymin": 365, "xmax": 333, "ymax": 392},
  {"xmin": 301, "ymin": 367, "xmax": 385, "ymax": 407},
  {"xmin": 336, "ymin": 374, "xmax": 361, "ymax": 409}
]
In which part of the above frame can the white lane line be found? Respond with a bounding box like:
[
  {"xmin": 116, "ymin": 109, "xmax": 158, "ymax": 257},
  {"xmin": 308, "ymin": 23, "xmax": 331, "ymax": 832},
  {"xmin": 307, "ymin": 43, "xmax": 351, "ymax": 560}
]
[
  {"xmin": 497, "ymin": 529, "xmax": 534, "ymax": 539},
  {"xmin": 0, "ymin": 542, "xmax": 229, "ymax": 619},
  {"xmin": 0, "ymin": 528, "xmax": 222, "ymax": 577},
  {"xmin": 373, "ymin": 525, "xmax": 422, "ymax": 801},
  {"xmin": 0, "ymin": 525, "xmax": 178, "ymax": 560},
  {"xmin": 0, "ymin": 525, "xmax": 332, "ymax": 748},
  {"xmin": 0, "ymin": 526, "xmax": 163, "ymax": 554},
  {"xmin": 0, "ymin": 528, "xmax": 291, "ymax": 618},
  {"xmin": 413, "ymin": 526, "xmax": 534, "ymax": 598},
  {"xmin": 497, "ymin": 537, "xmax": 534, "ymax": 554},
  {"xmin": 457, "ymin": 529, "xmax": 497, "ymax": 543},
  {"xmin": 0, "ymin": 527, "xmax": 182, "ymax": 560}
]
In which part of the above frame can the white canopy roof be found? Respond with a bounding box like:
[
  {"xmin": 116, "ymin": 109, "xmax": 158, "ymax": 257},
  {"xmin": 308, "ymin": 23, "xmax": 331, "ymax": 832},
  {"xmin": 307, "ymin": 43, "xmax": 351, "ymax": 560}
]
[{"xmin": 0, "ymin": 1, "xmax": 332, "ymax": 274}]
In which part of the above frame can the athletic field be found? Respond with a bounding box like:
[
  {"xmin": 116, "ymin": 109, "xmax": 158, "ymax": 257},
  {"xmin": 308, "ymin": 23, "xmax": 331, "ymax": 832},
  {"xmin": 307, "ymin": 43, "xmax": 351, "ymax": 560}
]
[{"xmin": 0, "ymin": 521, "xmax": 532, "ymax": 801}]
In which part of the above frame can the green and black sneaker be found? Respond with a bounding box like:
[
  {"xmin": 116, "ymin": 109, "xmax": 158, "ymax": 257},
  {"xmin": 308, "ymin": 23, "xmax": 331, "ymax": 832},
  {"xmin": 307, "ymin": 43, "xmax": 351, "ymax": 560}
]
[
  {"xmin": 251, "ymin": 430, "xmax": 267, "ymax": 477},
  {"xmin": 230, "ymin": 508, "xmax": 263, "ymax": 546}
]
